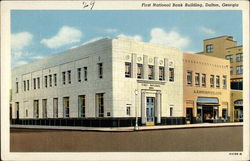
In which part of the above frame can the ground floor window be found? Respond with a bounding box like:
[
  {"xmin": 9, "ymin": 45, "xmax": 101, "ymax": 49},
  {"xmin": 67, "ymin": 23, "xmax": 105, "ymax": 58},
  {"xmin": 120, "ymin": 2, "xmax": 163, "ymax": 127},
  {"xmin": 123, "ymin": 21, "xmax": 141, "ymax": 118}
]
[
  {"xmin": 63, "ymin": 97, "xmax": 70, "ymax": 117},
  {"xmin": 79, "ymin": 95, "xmax": 86, "ymax": 117},
  {"xmin": 222, "ymin": 109, "xmax": 228, "ymax": 120},
  {"xmin": 42, "ymin": 99, "xmax": 47, "ymax": 118},
  {"xmin": 15, "ymin": 102, "xmax": 19, "ymax": 119},
  {"xmin": 33, "ymin": 100, "xmax": 39, "ymax": 118},
  {"xmin": 53, "ymin": 98, "xmax": 58, "ymax": 118},
  {"xmin": 96, "ymin": 93, "xmax": 104, "ymax": 117},
  {"xmin": 126, "ymin": 104, "xmax": 131, "ymax": 116}
]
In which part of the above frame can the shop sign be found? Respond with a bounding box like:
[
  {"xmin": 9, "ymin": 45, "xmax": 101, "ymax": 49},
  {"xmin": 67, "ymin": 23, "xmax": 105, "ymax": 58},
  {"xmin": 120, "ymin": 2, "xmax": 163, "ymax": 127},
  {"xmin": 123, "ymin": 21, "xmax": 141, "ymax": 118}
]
[{"xmin": 194, "ymin": 90, "xmax": 222, "ymax": 95}]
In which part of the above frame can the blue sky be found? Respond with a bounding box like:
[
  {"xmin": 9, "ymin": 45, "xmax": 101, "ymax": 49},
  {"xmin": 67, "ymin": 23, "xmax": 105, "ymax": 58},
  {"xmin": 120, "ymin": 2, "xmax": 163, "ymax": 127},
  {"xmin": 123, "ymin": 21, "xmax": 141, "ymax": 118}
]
[{"xmin": 11, "ymin": 10, "xmax": 242, "ymax": 68}]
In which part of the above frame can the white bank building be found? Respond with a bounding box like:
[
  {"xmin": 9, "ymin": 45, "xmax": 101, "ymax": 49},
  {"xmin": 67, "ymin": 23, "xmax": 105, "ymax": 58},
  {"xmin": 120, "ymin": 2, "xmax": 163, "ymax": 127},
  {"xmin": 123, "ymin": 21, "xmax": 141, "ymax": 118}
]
[{"xmin": 11, "ymin": 37, "xmax": 184, "ymax": 127}]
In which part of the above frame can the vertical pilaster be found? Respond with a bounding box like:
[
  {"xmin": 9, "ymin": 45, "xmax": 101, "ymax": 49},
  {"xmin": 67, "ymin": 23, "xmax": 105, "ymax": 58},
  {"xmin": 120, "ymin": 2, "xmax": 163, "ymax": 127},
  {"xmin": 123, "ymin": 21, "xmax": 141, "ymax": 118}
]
[
  {"xmin": 156, "ymin": 91, "xmax": 161, "ymax": 124},
  {"xmin": 141, "ymin": 91, "xmax": 146, "ymax": 124},
  {"xmin": 154, "ymin": 57, "xmax": 159, "ymax": 80},
  {"xmin": 143, "ymin": 55, "xmax": 148, "ymax": 79},
  {"xmin": 132, "ymin": 53, "xmax": 137, "ymax": 78},
  {"xmin": 164, "ymin": 58, "xmax": 169, "ymax": 81}
]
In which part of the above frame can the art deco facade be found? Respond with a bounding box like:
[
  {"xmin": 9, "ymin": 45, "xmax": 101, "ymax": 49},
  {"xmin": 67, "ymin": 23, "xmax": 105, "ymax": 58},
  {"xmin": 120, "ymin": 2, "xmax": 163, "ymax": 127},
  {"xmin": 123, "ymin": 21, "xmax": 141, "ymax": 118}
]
[
  {"xmin": 197, "ymin": 36, "xmax": 243, "ymax": 122},
  {"xmin": 11, "ymin": 37, "xmax": 184, "ymax": 126}
]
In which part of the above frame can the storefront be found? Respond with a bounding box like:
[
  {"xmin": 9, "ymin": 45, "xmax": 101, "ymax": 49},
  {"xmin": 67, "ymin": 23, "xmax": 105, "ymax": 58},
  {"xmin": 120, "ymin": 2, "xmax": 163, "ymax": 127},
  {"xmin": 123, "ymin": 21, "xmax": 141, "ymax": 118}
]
[
  {"xmin": 234, "ymin": 99, "xmax": 243, "ymax": 122},
  {"xmin": 196, "ymin": 97, "xmax": 220, "ymax": 123}
]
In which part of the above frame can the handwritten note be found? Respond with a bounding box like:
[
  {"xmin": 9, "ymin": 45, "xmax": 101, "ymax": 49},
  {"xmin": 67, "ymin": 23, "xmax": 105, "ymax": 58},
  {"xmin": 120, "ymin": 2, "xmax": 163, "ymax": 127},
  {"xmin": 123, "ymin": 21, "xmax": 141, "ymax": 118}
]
[{"xmin": 82, "ymin": 1, "xmax": 95, "ymax": 10}]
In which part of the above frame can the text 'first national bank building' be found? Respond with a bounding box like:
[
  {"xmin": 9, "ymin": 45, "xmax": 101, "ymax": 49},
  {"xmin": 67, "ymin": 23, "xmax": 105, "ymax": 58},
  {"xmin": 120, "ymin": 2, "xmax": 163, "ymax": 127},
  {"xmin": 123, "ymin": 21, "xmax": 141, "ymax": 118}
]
[{"xmin": 11, "ymin": 37, "xmax": 185, "ymax": 126}]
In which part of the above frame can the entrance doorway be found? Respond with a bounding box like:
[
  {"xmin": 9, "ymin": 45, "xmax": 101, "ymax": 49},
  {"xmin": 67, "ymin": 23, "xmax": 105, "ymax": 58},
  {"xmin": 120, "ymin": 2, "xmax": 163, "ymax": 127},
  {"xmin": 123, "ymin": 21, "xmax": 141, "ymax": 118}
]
[
  {"xmin": 202, "ymin": 105, "xmax": 218, "ymax": 123},
  {"xmin": 146, "ymin": 97, "xmax": 155, "ymax": 125},
  {"xmin": 186, "ymin": 108, "xmax": 193, "ymax": 123}
]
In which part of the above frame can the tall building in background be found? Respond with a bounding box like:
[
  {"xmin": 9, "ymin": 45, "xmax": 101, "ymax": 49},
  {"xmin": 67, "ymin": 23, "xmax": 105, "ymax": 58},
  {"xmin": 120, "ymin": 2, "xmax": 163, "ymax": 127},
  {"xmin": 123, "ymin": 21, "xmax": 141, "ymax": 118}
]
[{"xmin": 197, "ymin": 36, "xmax": 243, "ymax": 122}]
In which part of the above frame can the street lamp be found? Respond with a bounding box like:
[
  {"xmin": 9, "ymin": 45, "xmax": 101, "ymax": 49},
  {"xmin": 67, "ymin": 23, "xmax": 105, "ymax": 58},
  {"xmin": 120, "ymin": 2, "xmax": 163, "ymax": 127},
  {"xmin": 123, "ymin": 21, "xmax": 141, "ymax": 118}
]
[{"xmin": 135, "ymin": 89, "xmax": 139, "ymax": 130}]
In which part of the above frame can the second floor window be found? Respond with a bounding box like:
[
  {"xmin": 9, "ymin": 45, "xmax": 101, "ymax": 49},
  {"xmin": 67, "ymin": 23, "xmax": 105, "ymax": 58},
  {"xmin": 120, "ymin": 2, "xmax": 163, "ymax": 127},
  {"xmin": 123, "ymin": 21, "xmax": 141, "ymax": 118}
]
[
  {"xmin": 33, "ymin": 78, "xmax": 36, "ymax": 89},
  {"xmin": 68, "ymin": 71, "xmax": 71, "ymax": 84},
  {"xmin": 77, "ymin": 68, "xmax": 81, "ymax": 82},
  {"xmin": 195, "ymin": 73, "xmax": 200, "ymax": 86},
  {"xmin": 62, "ymin": 72, "xmax": 66, "ymax": 84},
  {"xmin": 54, "ymin": 74, "xmax": 57, "ymax": 86},
  {"xmin": 23, "ymin": 81, "xmax": 26, "ymax": 91},
  {"xmin": 44, "ymin": 76, "xmax": 48, "ymax": 88},
  {"xmin": 27, "ymin": 80, "xmax": 29, "ymax": 90},
  {"xmin": 148, "ymin": 65, "xmax": 154, "ymax": 80},
  {"xmin": 225, "ymin": 55, "xmax": 233, "ymax": 63},
  {"xmin": 236, "ymin": 65, "xmax": 243, "ymax": 74},
  {"xmin": 37, "ymin": 77, "xmax": 40, "ymax": 89},
  {"xmin": 216, "ymin": 75, "xmax": 220, "ymax": 88},
  {"xmin": 210, "ymin": 75, "xmax": 214, "ymax": 88},
  {"xmin": 159, "ymin": 66, "xmax": 165, "ymax": 81},
  {"xmin": 206, "ymin": 44, "xmax": 213, "ymax": 53},
  {"xmin": 49, "ymin": 75, "xmax": 52, "ymax": 87},
  {"xmin": 202, "ymin": 74, "xmax": 206, "ymax": 87},
  {"xmin": 187, "ymin": 71, "xmax": 192, "ymax": 85},
  {"xmin": 84, "ymin": 67, "xmax": 88, "ymax": 81},
  {"xmin": 236, "ymin": 53, "xmax": 243, "ymax": 62},
  {"xmin": 169, "ymin": 68, "xmax": 174, "ymax": 82},
  {"xmin": 16, "ymin": 82, "xmax": 19, "ymax": 93},
  {"xmin": 125, "ymin": 62, "xmax": 131, "ymax": 78},
  {"xmin": 98, "ymin": 63, "xmax": 103, "ymax": 79},
  {"xmin": 137, "ymin": 64, "xmax": 143, "ymax": 79}
]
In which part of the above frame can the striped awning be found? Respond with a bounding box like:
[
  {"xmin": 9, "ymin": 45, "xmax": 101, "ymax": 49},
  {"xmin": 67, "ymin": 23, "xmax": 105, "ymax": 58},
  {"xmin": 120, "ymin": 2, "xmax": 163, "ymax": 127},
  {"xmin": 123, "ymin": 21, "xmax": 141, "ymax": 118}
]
[{"xmin": 197, "ymin": 97, "xmax": 219, "ymax": 105}]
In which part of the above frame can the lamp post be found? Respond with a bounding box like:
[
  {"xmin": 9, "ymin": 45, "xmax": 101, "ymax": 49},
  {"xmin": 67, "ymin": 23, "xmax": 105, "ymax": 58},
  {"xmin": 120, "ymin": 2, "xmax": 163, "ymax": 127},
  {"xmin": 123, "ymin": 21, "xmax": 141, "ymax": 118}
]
[{"xmin": 135, "ymin": 89, "xmax": 139, "ymax": 130}]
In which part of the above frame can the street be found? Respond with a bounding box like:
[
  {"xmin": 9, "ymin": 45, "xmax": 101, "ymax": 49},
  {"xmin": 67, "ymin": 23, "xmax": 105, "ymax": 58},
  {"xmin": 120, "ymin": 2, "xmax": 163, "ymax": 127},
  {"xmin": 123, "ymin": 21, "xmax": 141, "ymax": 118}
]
[{"xmin": 10, "ymin": 126, "xmax": 242, "ymax": 152}]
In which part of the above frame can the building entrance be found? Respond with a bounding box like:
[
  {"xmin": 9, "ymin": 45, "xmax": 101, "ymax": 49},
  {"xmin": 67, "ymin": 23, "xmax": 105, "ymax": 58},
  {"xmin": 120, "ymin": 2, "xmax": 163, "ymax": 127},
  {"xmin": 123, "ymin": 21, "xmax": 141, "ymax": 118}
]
[
  {"xmin": 146, "ymin": 97, "xmax": 155, "ymax": 125},
  {"xmin": 202, "ymin": 105, "xmax": 218, "ymax": 123}
]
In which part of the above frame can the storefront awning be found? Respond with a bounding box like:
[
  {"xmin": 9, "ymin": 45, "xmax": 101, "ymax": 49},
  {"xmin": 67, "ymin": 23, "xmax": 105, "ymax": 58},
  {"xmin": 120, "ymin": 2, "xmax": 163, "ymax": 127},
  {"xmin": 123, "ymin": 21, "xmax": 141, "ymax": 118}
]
[{"xmin": 197, "ymin": 97, "xmax": 219, "ymax": 105}]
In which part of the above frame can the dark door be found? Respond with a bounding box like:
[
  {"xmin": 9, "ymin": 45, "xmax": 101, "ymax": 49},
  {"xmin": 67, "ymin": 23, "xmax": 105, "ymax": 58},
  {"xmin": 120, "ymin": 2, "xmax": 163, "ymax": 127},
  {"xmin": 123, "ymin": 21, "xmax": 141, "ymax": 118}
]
[{"xmin": 186, "ymin": 108, "xmax": 193, "ymax": 123}]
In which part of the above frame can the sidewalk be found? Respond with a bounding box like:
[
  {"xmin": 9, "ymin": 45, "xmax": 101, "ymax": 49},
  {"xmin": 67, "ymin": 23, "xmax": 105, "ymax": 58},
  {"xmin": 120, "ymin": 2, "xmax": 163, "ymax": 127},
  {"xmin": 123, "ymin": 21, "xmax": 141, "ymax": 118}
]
[{"xmin": 10, "ymin": 122, "xmax": 243, "ymax": 132}]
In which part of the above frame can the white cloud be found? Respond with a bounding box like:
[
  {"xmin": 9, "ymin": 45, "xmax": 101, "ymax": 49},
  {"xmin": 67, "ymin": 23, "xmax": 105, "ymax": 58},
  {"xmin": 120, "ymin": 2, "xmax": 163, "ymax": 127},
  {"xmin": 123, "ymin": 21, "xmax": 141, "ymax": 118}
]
[
  {"xmin": 117, "ymin": 34, "xmax": 142, "ymax": 41},
  {"xmin": 16, "ymin": 60, "xmax": 28, "ymax": 66},
  {"xmin": 199, "ymin": 26, "xmax": 216, "ymax": 35},
  {"xmin": 104, "ymin": 28, "xmax": 118, "ymax": 34},
  {"xmin": 41, "ymin": 26, "xmax": 82, "ymax": 49},
  {"xmin": 31, "ymin": 55, "xmax": 44, "ymax": 60},
  {"xmin": 149, "ymin": 28, "xmax": 189, "ymax": 50},
  {"xmin": 11, "ymin": 32, "xmax": 33, "ymax": 52}
]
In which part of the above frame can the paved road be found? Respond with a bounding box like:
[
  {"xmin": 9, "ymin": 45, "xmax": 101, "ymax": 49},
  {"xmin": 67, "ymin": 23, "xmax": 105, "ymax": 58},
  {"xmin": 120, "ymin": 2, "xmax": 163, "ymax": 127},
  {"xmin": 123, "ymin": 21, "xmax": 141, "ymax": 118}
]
[{"xmin": 10, "ymin": 126, "xmax": 242, "ymax": 152}]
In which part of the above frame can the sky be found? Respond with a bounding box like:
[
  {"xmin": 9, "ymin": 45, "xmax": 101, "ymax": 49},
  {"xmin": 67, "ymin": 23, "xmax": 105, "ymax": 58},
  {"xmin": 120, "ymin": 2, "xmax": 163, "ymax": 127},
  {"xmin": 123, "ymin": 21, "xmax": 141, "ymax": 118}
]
[{"xmin": 11, "ymin": 10, "xmax": 242, "ymax": 68}]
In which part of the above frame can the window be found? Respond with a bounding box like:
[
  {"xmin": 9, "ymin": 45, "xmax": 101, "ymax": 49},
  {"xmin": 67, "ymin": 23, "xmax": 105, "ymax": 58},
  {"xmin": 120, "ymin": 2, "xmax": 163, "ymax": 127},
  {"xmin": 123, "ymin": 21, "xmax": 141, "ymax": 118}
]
[
  {"xmin": 62, "ymin": 72, "xmax": 66, "ymax": 84},
  {"xmin": 236, "ymin": 53, "xmax": 243, "ymax": 62},
  {"xmin": 125, "ymin": 62, "xmax": 131, "ymax": 78},
  {"xmin": 169, "ymin": 68, "xmax": 174, "ymax": 82},
  {"xmin": 53, "ymin": 98, "xmax": 58, "ymax": 118},
  {"xmin": 148, "ymin": 65, "xmax": 154, "ymax": 80},
  {"xmin": 26, "ymin": 109, "xmax": 28, "ymax": 117},
  {"xmin": 98, "ymin": 63, "xmax": 103, "ymax": 79},
  {"xmin": 195, "ymin": 73, "xmax": 200, "ymax": 86},
  {"xmin": 202, "ymin": 74, "xmax": 206, "ymax": 87},
  {"xmin": 63, "ymin": 97, "xmax": 70, "ymax": 117},
  {"xmin": 216, "ymin": 75, "xmax": 220, "ymax": 88},
  {"xmin": 223, "ymin": 75, "xmax": 227, "ymax": 89},
  {"xmin": 16, "ymin": 82, "xmax": 19, "ymax": 93},
  {"xmin": 79, "ymin": 95, "xmax": 86, "ymax": 117},
  {"xmin": 231, "ymin": 81, "xmax": 243, "ymax": 90},
  {"xmin": 225, "ymin": 55, "xmax": 233, "ymax": 63},
  {"xmin": 37, "ymin": 77, "xmax": 40, "ymax": 89},
  {"xmin": 15, "ymin": 102, "xmax": 19, "ymax": 118},
  {"xmin": 54, "ymin": 74, "xmax": 57, "ymax": 86},
  {"xmin": 187, "ymin": 71, "xmax": 192, "ymax": 85},
  {"xmin": 96, "ymin": 93, "xmax": 104, "ymax": 117},
  {"xmin": 236, "ymin": 65, "xmax": 243, "ymax": 74},
  {"xmin": 23, "ymin": 81, "xmax": 26, "ymax": 91},
  {"xmin": 137, "ymin": 64, "xmax": 143, "ymax": 79},
  {"xmin": 169, "ymin": 105, "xmax": 174, "ymax": 117},
  {"xmin": 33, "ymin": 100, "xmax": 39, "ymax": 118},
  {"xmin": 126, "ymin": 105, "xmax": 131, "ymax": 116},
  {"xmin": 210, "ymin": 75, "xmax": 214, "ymax": 88},
  {"xmin": 84, "ymin": 67, "xmax": 88, "ymax": 81},
  {"xmin": 222, "ymin": 109, "xmax": 228, "ymax": 120},
  {"xmin": 33, "ymin": 78, "xmax": 36, "ymax": 89},
  {"xmin": 49, "ymin": 75, "xmax": 52, "ymax": 87},
  {"xmin": 68, "ymin": 70, "xmax": 71, "ymax": 84},
  {"xmin": 206, "ymin": 44, "xmax": 213, "ymax": 53},
  {"xmin": 27, "ymin": 80, "xmax": 29, "ymax": 90},
  {"xmin": 77, "ymin": 68, "xmax": 81, "ymax": 82},
  {"xmin": 42, "ymin": 99, "xmax": 47, "ymax": 118},
  {"xmin": 45, "ymin": 76, "xmax": 48, "ymax": 87},
  {"xmin": 159, "ymin": 66, "xmax": 165, "ymax": 80},
  {"xmin": 230, "ymin": 67, "xmax": 233, "ymax": 75}
]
